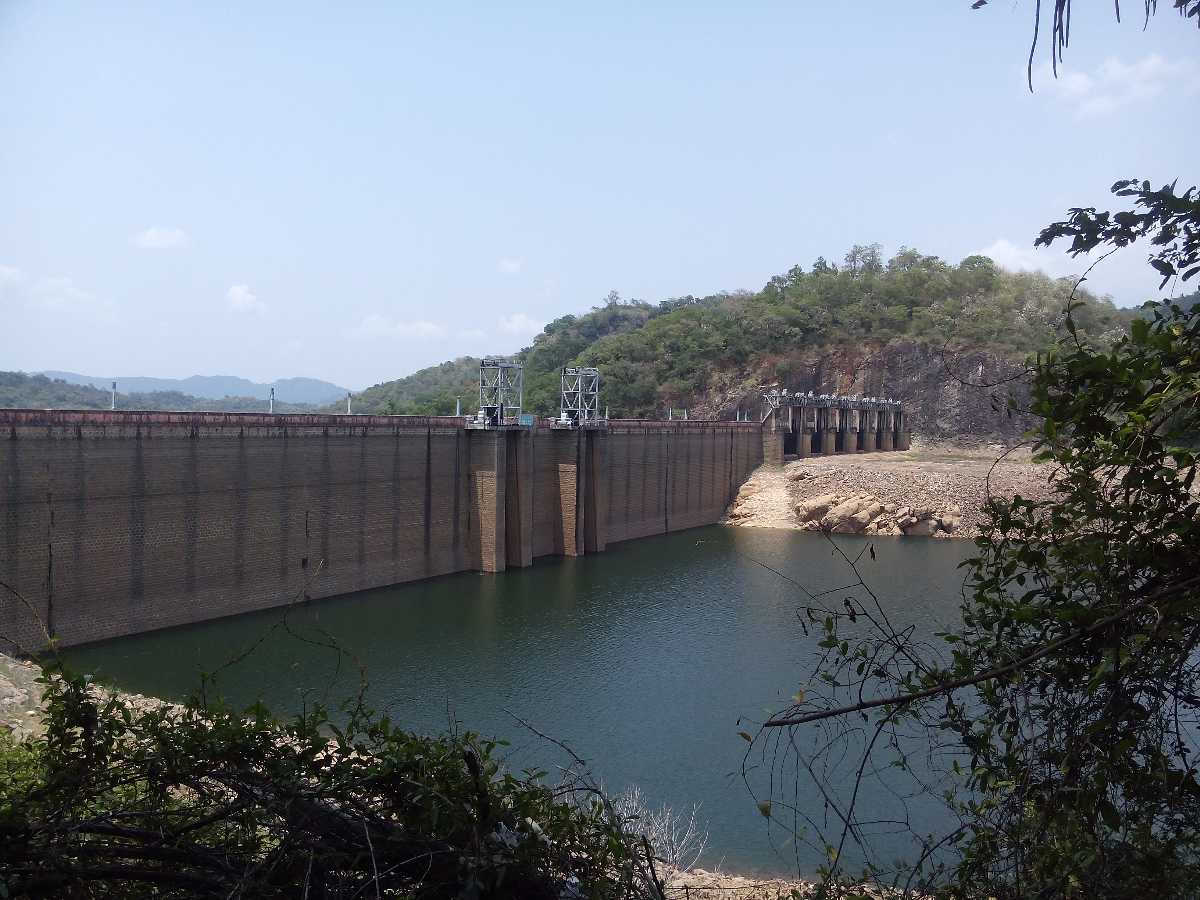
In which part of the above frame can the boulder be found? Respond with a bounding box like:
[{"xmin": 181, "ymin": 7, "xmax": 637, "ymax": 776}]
[
  {"xmin": 821, "ymin": 496, "xmax": 879, "ymax": 533},
  {"xmin": 795, "ymin": 494, "xmax": 839, "ymax": 521},
  {"xmin": 847, "ymin": 502, "xmax": 885, "ymax": 531},
  {"xmin": 903, "ymin": 518, "xmax": 941, "ymax": 536},
  {"xmin": 937, "ymin": 513, "xmax": 961, "ymax": 533}
]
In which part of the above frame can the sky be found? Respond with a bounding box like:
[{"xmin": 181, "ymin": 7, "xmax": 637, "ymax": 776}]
[{"xmin": 1, "ymin": 3, "xmax": 1196, "ymax": 390}]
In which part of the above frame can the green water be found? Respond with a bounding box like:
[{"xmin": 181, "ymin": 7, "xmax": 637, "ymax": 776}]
[{"xmin": 67, "ymin": 525, "xmax": 974, "ymax": 878}]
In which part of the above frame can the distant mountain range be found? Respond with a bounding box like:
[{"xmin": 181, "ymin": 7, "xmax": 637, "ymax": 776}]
[
  {"xmin": 0, "ymin": 372, "xmax": 323, "ymax": 413},
  {"xmin": 39, "ymin": 372, "xmax": 350, "ymax": 404}
]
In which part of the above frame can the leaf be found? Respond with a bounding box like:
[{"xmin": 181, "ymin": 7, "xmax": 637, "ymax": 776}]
[
  {"xmin": 971, "ymin": 0, "xmax": 988, "ymax": 7},
  {"xmin": 1151, "ymin": 258, "xmax": 1175, "ymax": 277},
  {"xmin": 792, "ymin": 689, "xmax": 806, "ymax": 704},
  {"xmin": 1098, "ymin": 799, "xmax": 1121, "ymax": 830},
  {"xmin": 738, "ymin": 731, "xmax": 754, "ymax": 743},
  {"xmin": 757, "ymin": 800, "xmax": 772, "ymax": 818}
]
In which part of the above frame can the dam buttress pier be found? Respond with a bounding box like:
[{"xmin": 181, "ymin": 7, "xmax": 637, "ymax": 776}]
[{"xmin": 759, "ymin": 392, "xmax": 910, "ymax": 465}]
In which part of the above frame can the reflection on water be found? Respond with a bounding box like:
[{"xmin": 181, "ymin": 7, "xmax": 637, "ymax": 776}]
[{"xmin": 67, "ymin": 526, "xmax": 974, "ymax": 876}]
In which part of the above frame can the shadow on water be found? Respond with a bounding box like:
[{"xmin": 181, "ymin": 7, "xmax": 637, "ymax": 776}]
[{"xmin": 67, "ymin": 525, "xmax": 974, "ymax": 878}]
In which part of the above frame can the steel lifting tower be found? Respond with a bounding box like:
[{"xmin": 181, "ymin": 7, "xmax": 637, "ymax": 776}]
[
  {"xmin": 476, "ymin": 357, "xmax": 523, "ymax": 426},
  {"xmin": 558, "ymin": 366, "xmax": 601, "ymax": 426}
]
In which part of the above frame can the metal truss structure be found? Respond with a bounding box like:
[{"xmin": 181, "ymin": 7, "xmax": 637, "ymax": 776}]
[
  {"xmin": 758, "ymin": 388, "xmax": 902, "ymax": 427},
  {"xmin": 760, "ymin": 389, "xmax": 902, "ymax": 424},
  {"xmin": 477, "ymin": 357, "xmax": 523, "ymax": 426},
  {"xmin": 558, "ymin": 366, "xmax": 601, "ymax": 427}
]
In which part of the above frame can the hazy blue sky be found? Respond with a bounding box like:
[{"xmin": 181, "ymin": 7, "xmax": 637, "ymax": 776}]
[{"xmin": 2, "ymin": 3, "xmax": 1196, "ymax": 390}]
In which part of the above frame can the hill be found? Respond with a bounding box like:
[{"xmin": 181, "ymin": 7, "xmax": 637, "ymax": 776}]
[
  {"xmin": 340, "ymin": 246, "xmax": 1137, "ymax": 438},
  {"xmin": 343, "ymin": 303, "xmax": 658, "ymax": 415},
  {"xmin": 40, "ymin": 372, "xmax": 349, "ymax": 404},
  {"xmin": 0, "ymin": 372, "xmax": 320, "ymax": 413}
]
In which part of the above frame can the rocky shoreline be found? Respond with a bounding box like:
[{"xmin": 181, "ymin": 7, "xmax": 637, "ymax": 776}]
[
  {"xmin": 725, "ymin": 444, "xmax": 1054, "ymax": 539},
  {"xmin": 0, "ymin": 652, "xmax": 168, "ymax": 741},
  {"xmin": 0, "ymin": 651, "xmax": 44, "ymax": 740}
]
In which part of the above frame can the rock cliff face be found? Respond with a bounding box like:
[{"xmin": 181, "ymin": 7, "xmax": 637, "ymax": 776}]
[{"xmin": 709, "ymin": 340, "xmax": 1036, "ymax": 441}]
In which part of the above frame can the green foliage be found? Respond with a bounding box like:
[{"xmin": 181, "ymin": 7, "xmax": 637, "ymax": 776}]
[
  {"xmin": 0, "ymin": 664, "xmax": 663, "ymax": 898},
  {"xmin": 577, "ymin": 257, "xmax": 1130, "ymax": 418},
  {"xmin": 937, "ymin": 296, "xmax": 1200, "ymax": 896},
  {"xmin": 349, "ymin": 254, "xmax": 1135, "ymax": 421},
  {"xmin": 1036, "ymin": 179, "xmax": 1200, "ymax": 287},
  {"xmin": 758, "ymin": 190, "xmax": 1200, "ymax": 897}
]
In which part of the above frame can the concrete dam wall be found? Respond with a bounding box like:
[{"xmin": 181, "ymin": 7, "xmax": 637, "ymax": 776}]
[{"xmin": 0, "ymin": 410, "xmax": 761, "ymax": 650}]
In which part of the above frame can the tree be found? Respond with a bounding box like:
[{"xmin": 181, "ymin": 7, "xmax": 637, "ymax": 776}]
[
  {"xmin": 745, "ymin": 8, "xmax": 1200, "ymax": 896},
  {"xmin": 969, "ymin": 0, "xmax": 1200, "ymax": 89},
  {"xmin": 843, "ymin": 244, "xmax": 884, "ymax": 277},
  {"xmin": 747, "ymin": 219, "xmax": 1199, "ymax": 899}
]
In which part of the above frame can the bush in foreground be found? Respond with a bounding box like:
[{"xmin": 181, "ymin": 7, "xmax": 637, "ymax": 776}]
[{"xmin": 0, "ymin": 665, "xmax": 664, "ymax": 899}]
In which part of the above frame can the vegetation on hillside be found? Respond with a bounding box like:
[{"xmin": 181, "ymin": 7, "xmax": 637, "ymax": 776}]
[
  {"xmin": 0, "ymin": 372, "xmax": 319, "ymax": 414},
  {"xmin": 348, "ymin": 250, "xmax": 1136, "ymax": 419}
]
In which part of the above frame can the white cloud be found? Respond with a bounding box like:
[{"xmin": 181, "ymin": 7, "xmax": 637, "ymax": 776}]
[
  {"xmin": 30, "ymin": 276, "xmax": 97, "ymax": 309},
  {"xmin": 976, "ymin": 239, "xmax": 1080, "ymax": 277},
  {"xmin": 348, "ymin": 314, "xmax": 447, "ymax": 340},
  {"xmin": 0, "ymin": 266, "xmax": 109, "ymax": 312},
  {"xmin": 977, "ymin": 238, "xmax": 1167, "ymax": 305},
  {"xmin": 457, "ymin": 327, "xmax": 488, "ymax": 341},
  {"xmin": 131, "ymin": 226, "xmax": 190, "ymax": 249},
  {"xmin": 498, "ymin": 312, "xmax": 541, "ymax": 336},
  {"xmin": 498, "ymin": 257, "xmax": 523, "ymax": 275},
  {"xmin": 226, "ymin": 284, "xmax": 266, "ymax": 315},
  {"xmin": 1035, "ymin": 53, "xmax": 1200, "ymax": 119}
]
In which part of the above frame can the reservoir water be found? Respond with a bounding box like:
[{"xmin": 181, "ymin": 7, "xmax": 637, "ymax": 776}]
[{"xmin": 66, "ymin": 525, "xmax": 974, "ymax": 878}]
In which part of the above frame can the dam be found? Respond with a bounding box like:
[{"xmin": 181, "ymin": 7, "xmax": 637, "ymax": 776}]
[{"xmin": 0, "ymin": 375, "xmax": 909, "ymax": 651}]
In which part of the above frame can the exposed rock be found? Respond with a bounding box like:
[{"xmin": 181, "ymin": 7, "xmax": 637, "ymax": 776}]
[
  {"xmin": 848, "ymin": 501, "xmax": 884, "ymax": 531},
  {"xmin": 703, "ymin": 339, "xmax": 1037, "ymax": 443},
  {"xmin": 816, "ymin": 496, "xmax": 887, "ymax": 533},
  {"xmin": 795, "ymin": 494, "xmax": 839, "ymax": 521},
  {"xmin": 727, "ymin": 447, "xmax": 1054, "ymax": 540},
  {"xmin": 902, "ymin": 518, "xmax": 941, "ymax": 536}
]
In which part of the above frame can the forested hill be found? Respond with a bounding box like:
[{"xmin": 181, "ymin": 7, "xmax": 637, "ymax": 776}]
[
  {"xmin": 344, "ymin": 247, "xmax": 1140, "ymax": 436},
  {"xmin": 0, "ymin": 372, "xmax": 319, "ymax": 414}
]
